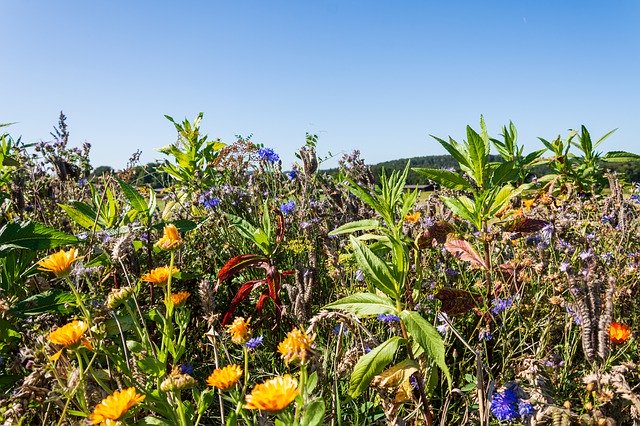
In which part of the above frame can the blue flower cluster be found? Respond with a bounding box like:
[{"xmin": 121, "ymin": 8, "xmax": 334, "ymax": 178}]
[
  {"xmin": 286, "ymin": 170, "xmax": 297, "ymax": 180},
  {"xmin": 198, "ymin": 191, "xmax": 220, "ymax": 209},
  {"xmin": 179, "ymin": 362, "xmax": 194, "ymax": 375},
  {"xmin": 491, "ymin": 384, "xmax": 534, "ymax": 422},
  {"xmin": 491, "ymin": 297, "xmax": 514, "ymax": 315},
  {"xmin": 377, "ymin": 313, "xmax": 400, "ymax": 323},
  {"xmin": 280, "ymin": 200, "xmax": 296, "ymax": 215},
  {"xmin": 257, "ymin": 147, "xmax": 280, "ymax": 163}
]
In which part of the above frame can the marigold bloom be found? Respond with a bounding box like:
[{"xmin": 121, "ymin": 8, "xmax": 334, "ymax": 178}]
[
  {"xmin": 610, "ymin": 322, "xmax": 631, "ymax": 344},
  {"xmin": 140, "ymin": 266, "xmax": 179, "ymax": 287},
  {"xmin": 171, "ymin": 291, "xmax": 190, "ymax": 306},
  {"xmin": 89, "ymin": 387, "xmax": 145, "ymax": 425},
  {"xmin": 206, "ymin": 364, "xmax": 243, "ymax": 390},
  {"xmin": 48, "ymin": 320, "xmax": 92, "ymax": 361},
  {"xmin": 245, "ymin": 375, "xmax": 299, "ymax": 412},
  {"xmin": 227, "ymin": 317, "xmax": 251, "ymax": 344},
  {"xmin": 155, "ymin": 224, "xmax": 183, "ymax": 250},
  {"xmin": 404, "ymin": 211, "xmax": 421, "ymax": 224},
  {"xmin": 277, "ymin": 327, "xmax": 314, "ymax": 365},
  {"xmin": 37, "ymin": 248, "xmax": 80, "ymax": 277},
  {"xmin": 522, "ymin": 199, "xmax": 535, "ymax": 210}
]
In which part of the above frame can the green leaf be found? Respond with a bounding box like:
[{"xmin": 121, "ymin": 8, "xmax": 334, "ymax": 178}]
[
  {"xmin": 348, "ymin": 336, "xmax": 404, "ymax": 398},
  {"xmin": 487, "ymin": 185, "xmax": 516, "ymax": 217},
  {"xmin": 226, "ymin": 213, "xmax": 271, "ymax": 255},
  {"xmin": 441, "ymin": 196, "xmax": 479, "ymax": 229},
  {"xmin": 329, "ymin": 219, "xmax": 380, "ymax": 236},
  {"xmin": 602, "ymin": 151, "xmax": 640, "ymax": 163},
  {"xmin": 137, "ymin": 356, "xmax": 165, "ymax": 377},
  {"xmin": 58, "ymin": 202, "xmax": 101, "ymax": 230},
  {"xmin": 400, "ymin": 310, "xmax": 451, "ymax": 388},
  {"xmin": 431, "ymin": 135, "xmax": 470, "ymax": 170},
  {"xmin": 0, "ymin": 319, "xmax": 21, "ymax": 344},
  {"xmin": 8, "ymin": 290, "xmax": 75, "ymax": 317},
  {"xmin": 117, "ymin": 178, "xmax": 149, "ymax": 215},
  {"xmin": 466, "ymin": 125, "xmax": 488, "ymax": 188},
  {"xmin": 349, "ymin": 236, "xmax": 399, "ymax": 298},
  {"xmin": 324, "ymin": 293, "xmax": 396, "ymax": 317},
  {"xmin": 412, "ymin": 168, "xmax": 472, "ymax": 191},
  {"xmin": 136, "ymin": 417, "xmax": 174, "ymax": 426},
  {"xmin": 301, "ymin": 399, "xmax": 326, "ymax": 426}
]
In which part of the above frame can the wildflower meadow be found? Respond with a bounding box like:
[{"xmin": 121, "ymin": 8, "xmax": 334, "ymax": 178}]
[{"xmin": 2, "ymin": 114, "xmax": 640, "ymax": 426}]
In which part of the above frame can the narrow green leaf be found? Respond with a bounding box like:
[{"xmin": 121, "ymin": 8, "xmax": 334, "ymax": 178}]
[
  {"xmin": 413, "ymin": 168, "xmax": 472, "ymax": 191},
  {"xmin": 348, "ymin": 336, "xmax": 404, "ymax": 398},
  {"xmin": 329, "ymin": 219, "xmax": 380, "ymax": 236},
  {"xmin": 324, "ymin": 293, "xmax": 395, "ymax": 317},
  {"xmin": 440, "ymin": 196, "xmax": 479, "ymax": 229},
  {"xmin": 8, "ymin": 290, "xmax": 75, "ymax": 317},
  {"xmin": 602, "ymin": 151, "xmax": 640, "ymax": 163},
  {"xmin": 400, "ymin": 310, "xmax": 452, "ymax": 388},
  {"xmin": 59, "ymin": 202, "xmax": 101, "ymax": 230}
]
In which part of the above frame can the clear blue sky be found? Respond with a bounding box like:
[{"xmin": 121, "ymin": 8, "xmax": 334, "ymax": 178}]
[{"xmin": 2, "ymin": 1, "xmax": 639, "ymax": 169}]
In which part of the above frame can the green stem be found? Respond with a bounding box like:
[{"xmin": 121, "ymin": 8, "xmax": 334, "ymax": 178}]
[
  {"xmin": 293, "ymin": 364, "xmax": 307, "ymax": 425},
  {"xmin": 175, "ymin": 392, "xmax": 189, "ymax": 426}
]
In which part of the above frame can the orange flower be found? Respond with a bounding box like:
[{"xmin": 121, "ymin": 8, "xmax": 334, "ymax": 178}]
[
  {"xmin": 226, "ymin": 317, "xmax": 251, "ymax": 344},
  {"xmin": 522, "ymin": 199, "xmax": 535, "ymax": 210},
  {"xmin": 89, "ymin": 387, "xmax": 145, "ymax": 425},
  {"xmin": 37, "ymin": 248, "xmax": 80, "ymax": 277},
  {"xmin": 171, "ymin": 291, "xmax": 190, "ymax": 306},
  {"xmin": 141, "ymin": 266, "xmax": 179, "ymax": 287},
  {"xmin": 48, "ymin": 320, "xmax": 92, "ymax": 360},
  {"xmin": 245, "ymin": 375, "xmax": 299, "ymax": 412},
  {"xmin": 277, "ymin": 327, "xmax": 314, "ymax": 365},
  {"xmin": 610, "ymin": 322, "xmax": 631, "ymax": 344},
  {"xmin": 206, "ymin": 364, "xmax": 243, "ymax": 390},
  {"xmin": 404, "ymin": 211, "xmax": 421, "ymax": 224},
  {"xmin": 155, "ymin": 224, "xmax": 183, "ymax": 250}
]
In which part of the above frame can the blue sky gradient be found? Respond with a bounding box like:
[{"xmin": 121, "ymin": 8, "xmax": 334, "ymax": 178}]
[{"xmin": 2, "ymin": 1, "xmax": 639, "ymax": 169}]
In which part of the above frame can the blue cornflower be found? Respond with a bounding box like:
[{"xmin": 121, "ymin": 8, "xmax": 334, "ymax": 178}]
[
  {"xmin": 491, "ymin": 297, "xmax": 514, "ymax": 315},
  {"xmin": 245, "ymin": 336, "xmax": 264, "ymax": 349},
  {"xmin": 377, "ymin": 313, "xmax": 400, "ymax": 323},
  {"xmin": 491, "ymin": 385, "xmax": 519, "ymax": 422},
  {"xmin": 286, "ymin": 170, "xmax": 297, "ymax": 180},
  {"xmin": 280, "ymin": 201, "xmax": 296, "ymax": 215},
  {"xmin": 179, "ymin": 362, "xmax": 194, "ymax": 375},
  {"xmin": 518, "ymin": 400, "xmax": 534, "ymax": 418},
  {"xmin": 631, "ymin": 194, "xmax": 640, "ymax": 204},
  {"xmin": 479, "ymin": 329, "xmax": 493, "ymax": 341},
  {"xmin": 333, "ymin": 323, "xmax": 348, "ymax": 335},
  {"xmin": 257, "ymin": 147, "xmax": 280, "ymax": 163}
]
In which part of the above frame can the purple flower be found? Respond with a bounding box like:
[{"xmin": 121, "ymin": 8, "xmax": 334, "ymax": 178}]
[
  {"xmin": 78, "ymin": 177, "xmax": 88, "ymax": 187},
  {"xmin": 246, "ymin": 336, "xmax": 264, "ymax": 349},
  {"xmin": 179, "ymin": 362, "xmax": 194, "ymax": 375},
  {"xmin": 445, "ymin": 268, "xmax": 459, "ymax": 278},
  {"xmin": 491, "ymin": 297, "xmax": 514, "ymax": 315},
  {"xmin": 479, "ymin": 329, "xmax": 493, "ymax": 341},
  {"xmin": 257, "ymin": 147, "xmax": 280, "ymax": 163},
  {"xmin": 286, "ymin": 170, "xmax": 297, "ymax": 180},
  {"xmin": 559, "ymin": 262, "xmax": 569, "ymax": 272},
  {"xmin": 355, "ymin": 269, "xmax": 365, "ymax": 282},
  {"xmin": 566, "ymin": 304, "xmax": 581, "ymax": 325},
  {"xmin": 377, "ymin": 313, "xmax": 400, "ymax": 323},
  {"xmin": 579, "ymin": 250, "xmax": 593, "ymax": 261},
  {"xmin": 491, "ymin": 385, "xmax": 519, "ymax": 421},
  {"xmin": 280, "ymin": 201, "xmax": 296, "ymax": 215},
  {"xmin": 333, "ymin": 324, "xmax": 348, "ymax": 335}
]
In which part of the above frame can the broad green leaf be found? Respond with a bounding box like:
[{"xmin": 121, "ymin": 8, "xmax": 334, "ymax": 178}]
[
  {"xmin": 137, "ymin": 356, "xmax": 165, "ymax": 377},
  {"xmin": 400, "ymin": 310, "xmax": 451, "ymax": 388},
  {"xmin": 324, "ymin": 293, "xmax": 396, "ymax": 317},
  {"xmin": 431, "ymin": 135, "xmax": 470, "ymax": 170},
  {"xmin": 117, "ymin": 178, "xmax": 149, "ymax": 216},
  {"xmin": 8, "ymin": 290, "xmax": 75, "ymax": 317},
  {"xmin": 0, "ymin": 221, "xmax": 80, "ymax": 254},
  {"xmin": 466, "ymin": 125, "xmax": 488, "ymax": 188},
  {"xmin": 329, "ymin": 219, "xmax": 380, "ymax": 236},
  {"xmin": 489, "ymin": 161, "xmax": 518, "ymax": 186},
  {"xmin": 350, "ymin": 236, "xmax": 399, "ymax": 298},
  {"xmin": 348, "ymin": 336, "xmax": 404, "ymax": 398},
  {"xmin": 412, "ymin": 168, "xmax": 472, "ymax": 191},
  {"xmin": 227, "ymin": 213, "xmax": 271, "ymax": 254},
  {"xmin": 487, "ymin": 185, "xmax": 516, "ymax": 217},
  {"xmin": 301, "ymin": 399, "xmax": 326, "ymax": 426},
  {"xmin": 136, "ymin": 417, "xmax": 174, "ymax": 426},
  {"xmin": 59, "ymin": 202, "xmax": 101, "ymax": 230}
]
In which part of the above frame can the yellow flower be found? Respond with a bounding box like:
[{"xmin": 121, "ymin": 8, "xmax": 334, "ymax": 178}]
[
  {"xmin": 89, "ymin": 387, "xmax": 145, "ymax": 425},
  {"xmin": 37, "ymin": 248, "xmax": 80, "ymax": 277},
  {"xmin": 277, "ymin": 327, "xmax": 314, "ymax": 365},
  {"xmin": 140, "ymin": 266, "xmax": 179, "ymax": 287},
  {"xmin": 404, "ymin": 211, "xmax": 421, "ymax": 224},
  {"xmin": 522, "ymin": 198, "xmax": 535, "ymax": 210},
  {"xmin": 155, "ymin": 224, "xmax": 183, "ymax": 250},
  {"xmin": 610, "ymin": 322, "xmax": 631, "ymax": 344},
  {"xmin": 206, "ymin": 364, "xmax": 243, "ymax": 390},
  {"xmin": 227, "ymin": 317, "xmax": 251, "ymax": 344},
  {"xmin": 171, "ymin": 291, "xmax": 190, "ymax": 307},
  {"xmin": 245, "ymin": 375, "xmax": 299, "ymax": 412},
  {"xmin": 48, "ymin": 320, "xmax": 92, "ymax": 360}
]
